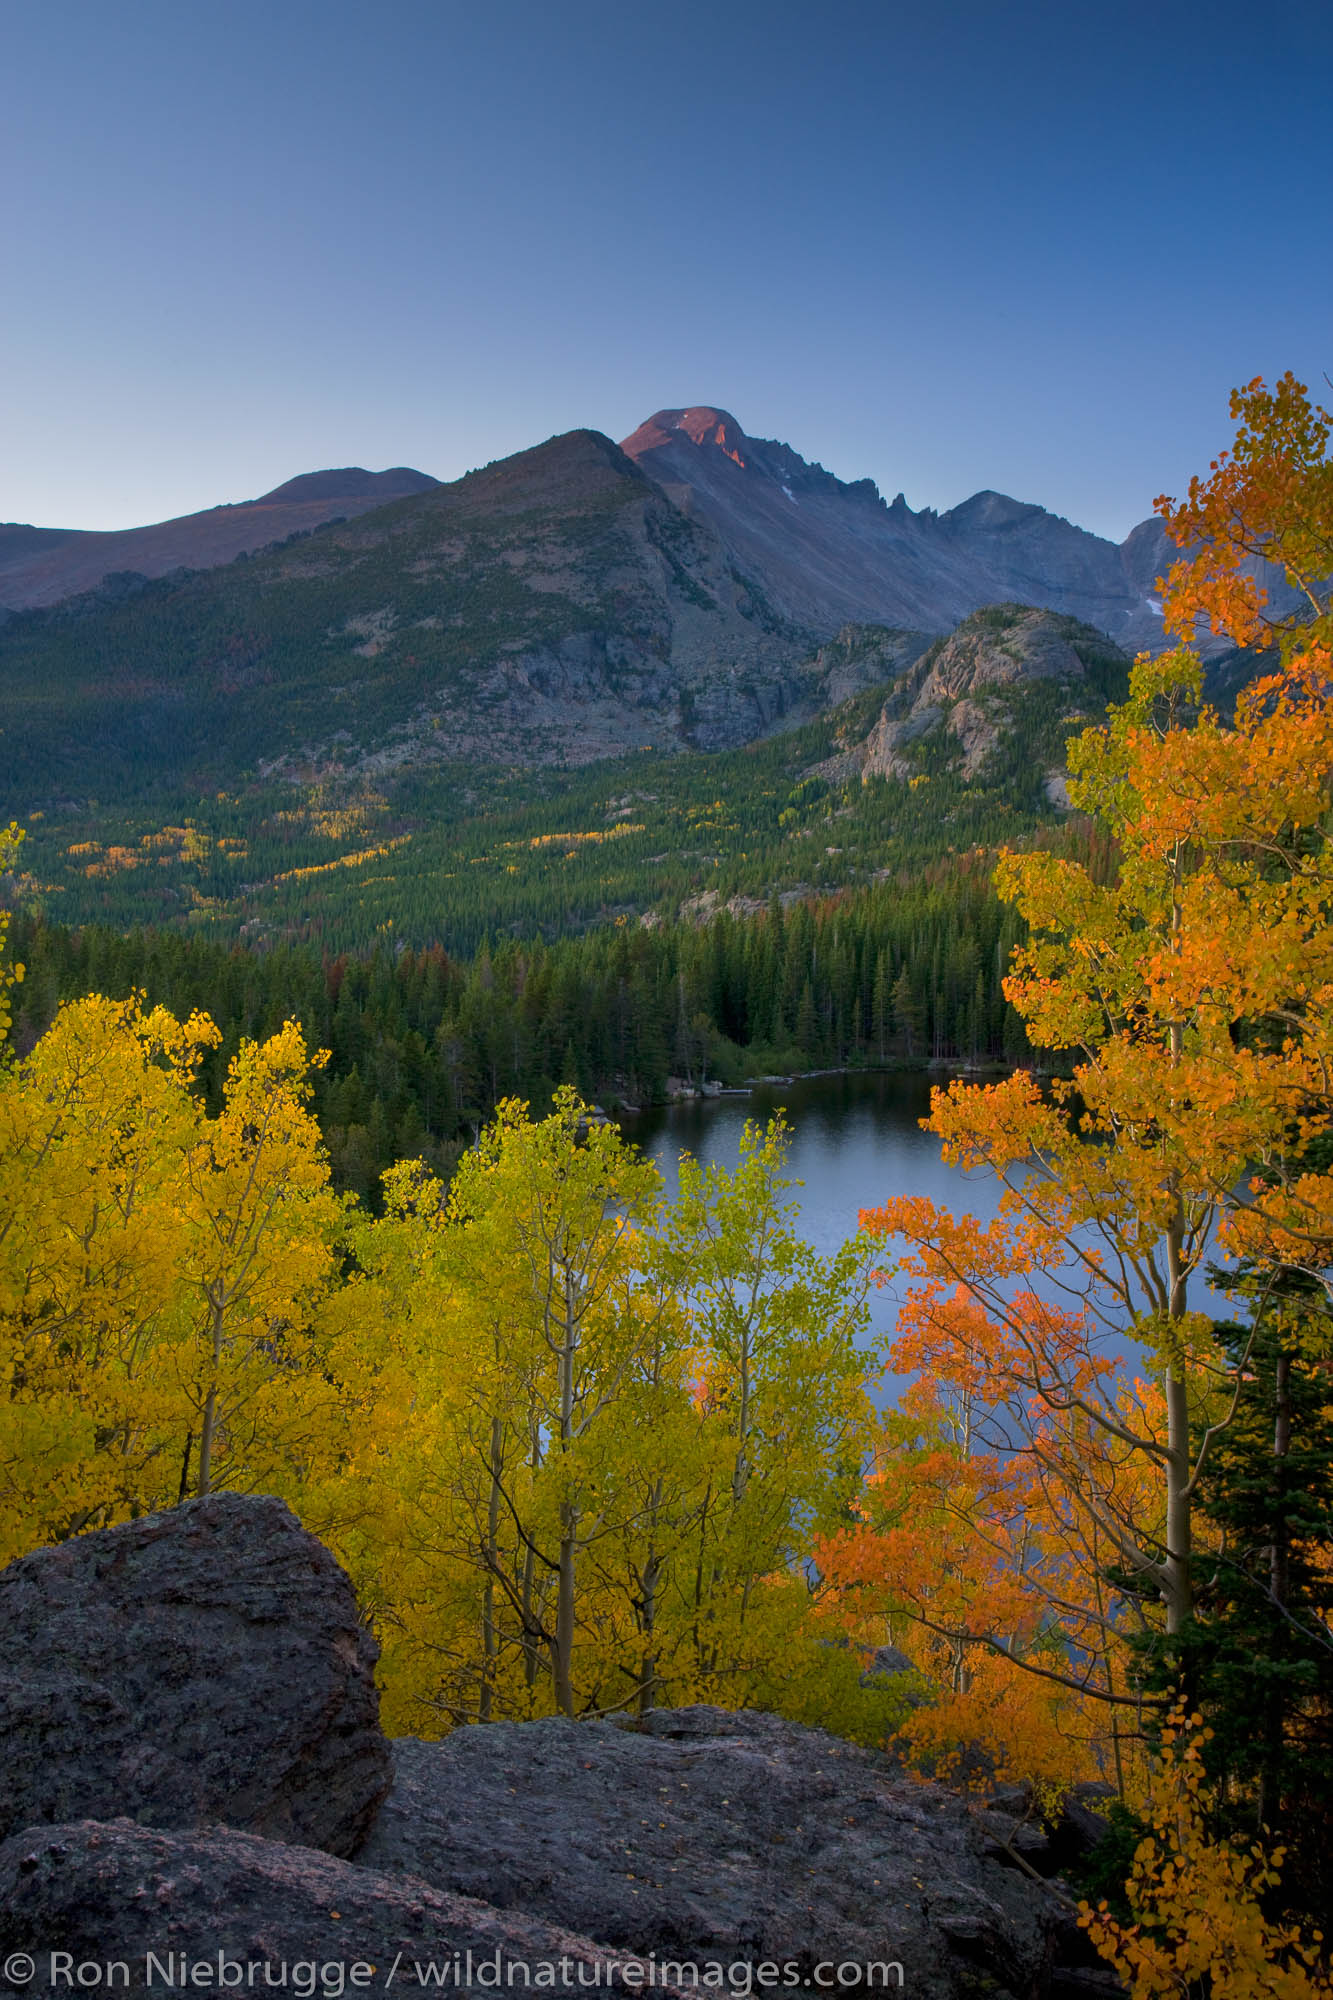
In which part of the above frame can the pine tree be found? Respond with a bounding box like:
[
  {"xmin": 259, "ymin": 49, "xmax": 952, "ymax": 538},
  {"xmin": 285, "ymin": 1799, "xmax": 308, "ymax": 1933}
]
[
  {"xmin": 1132, "ymin": 1300, "xmax": 1333, "ymax": 1921},
  {"xmin": 891, "ymin": 965, "xmax": 921, "ymax": 1057}
]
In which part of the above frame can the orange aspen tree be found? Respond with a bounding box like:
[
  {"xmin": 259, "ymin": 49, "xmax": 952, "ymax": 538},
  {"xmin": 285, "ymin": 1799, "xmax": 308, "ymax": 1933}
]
[
  {"xmin": 859, "ymin": 645, "xmax": 1333, "ymax": 1654},
  {"xmin": 852, "ymin": 375, "xmax": 1333, "ymax": 1676},
  {"xmin": 819, "ymin": 1376, "xmax": 1161, "ymax": 1792},
  {"xmin": 1155, "ymin": 370, "xmax": 1333, "ymax": 656},
  {"xmin": 1154, "ymin": 371, "xmax": 1333, "ymax": 1290},
  {"xmin": 1080, "ymin": 1708, "xmax": 1333, "ymax": 1999}
]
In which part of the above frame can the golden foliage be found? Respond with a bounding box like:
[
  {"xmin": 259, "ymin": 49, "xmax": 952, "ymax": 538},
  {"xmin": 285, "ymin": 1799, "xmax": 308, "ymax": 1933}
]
[
  {"xmin": 1081, "ymin": 1710, "xmax": 1332, "ymax": 1998},
  {"xmin": 1156, "ymin": 372, "xmax": 1333, "ymax": 656}
]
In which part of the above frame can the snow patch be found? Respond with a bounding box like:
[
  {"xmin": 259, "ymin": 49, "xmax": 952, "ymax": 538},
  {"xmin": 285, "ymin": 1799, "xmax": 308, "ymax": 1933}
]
[{"xmin": 781, "ymin": 484, "xmax": 799, "ymax": 506}]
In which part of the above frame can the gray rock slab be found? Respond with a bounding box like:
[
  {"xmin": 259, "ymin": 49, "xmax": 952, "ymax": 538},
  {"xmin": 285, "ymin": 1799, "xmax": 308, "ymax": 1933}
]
[
  {"xmin": 0, "ymin": 1493, "xmax": 389, "ymax": 1856},
  {"xmin": 360, "ymin": 1705, "xmax": 1066, "ymax": 1999},
  {"xmin": 0, "ymin": 1819, "xmax": 673, "ymax": 1995}
]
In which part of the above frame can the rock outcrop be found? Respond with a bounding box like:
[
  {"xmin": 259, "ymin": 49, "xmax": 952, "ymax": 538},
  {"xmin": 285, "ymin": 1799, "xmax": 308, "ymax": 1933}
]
[
  {"xmin": 854, "ymin": 606, "xmax": 1130, "ymax": 786},
  {"xmin": 360, "ymin": 1705, "xmax": 1069, "ymax": 1998},
  {"xmin": 0, "ymin": 1504, "xmax": 1099, "ymax": 1999},
  {"xmin": 0, "ymin": 1821, "xmax": 668, "ymax": 1995},
  {"xmin": 0, "ymin": 1493, "xmax": 389, "ymax": 1856}
]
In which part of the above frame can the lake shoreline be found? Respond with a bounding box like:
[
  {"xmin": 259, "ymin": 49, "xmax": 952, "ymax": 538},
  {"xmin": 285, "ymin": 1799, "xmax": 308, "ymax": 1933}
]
[{"xmin": 612, "ymin": 1057, "xmax": 1016, "ymax": 1119}]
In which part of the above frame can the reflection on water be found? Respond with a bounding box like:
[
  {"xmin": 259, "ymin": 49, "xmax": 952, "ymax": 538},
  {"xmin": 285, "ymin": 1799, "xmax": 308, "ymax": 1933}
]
[
  {"xmin": 619, "ymin": 1069, "xmax": 1200, "ymax": 1385},
  {"xmin": 620, "ymin": 1069, "xmax": 1007, "ymax": 1368}
]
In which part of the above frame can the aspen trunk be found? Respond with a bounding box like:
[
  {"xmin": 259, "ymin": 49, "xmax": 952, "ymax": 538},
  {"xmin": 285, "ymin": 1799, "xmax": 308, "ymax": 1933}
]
[
  {"xmin": 1163, "ymin": 1366, "xmax": 1193, "ymax": 1632},
  {"xmin": 637, "ymin": 1491, "xmax": 663, "ymax": 1716},
  {"xmin": 550, "ymin": 1267, "xmax": 579, "ymax": 1717},
  {"xmin": 480, "ymin": 1414, "xmax": 503, "ymax": 1722},
  {"xmin": 197, "ymin": 1385, "xmax": 217, "ymax": 1497},
  {"xmin": 1258, "ymin": 1349, "xmax": 1294, "ymax": 1831},
  {"xmin": 520, "ymin": 1545, "xmax": 541, "ymax": 1693},
  {"xmin": 1161, "ymin": 993, "xmax": 1194, "ymax": 1635},
  {"xmin": 197, "ymin": 1288, "xmax": 225, "ymax": 1499},
  {"xmin": 1160, "ymin": 1168, "xmax": 1184, "ymax": 1640},
  {"xmin": 553, "ymin": 1507, "xmax": 578, "ymax": 1718}
]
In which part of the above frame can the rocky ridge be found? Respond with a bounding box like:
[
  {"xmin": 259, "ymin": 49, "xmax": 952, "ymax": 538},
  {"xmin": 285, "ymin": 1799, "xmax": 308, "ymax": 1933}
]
[
  {"xmin": 818, "ymin": 605, "xmax": 1132, "ymax": 795},
  {"xmin": 622, "ymin": 408, "xmax": 1169, "ymax": 652},
  {"xmin": 0, "ymin": 431, "xmax": 923, "ymax": 802},
  {"xmin": 0, "ymin": 1496, "xmax": 1111, "ymax": 1999},
  {"xmin": 5, "ymin": 406, "xmax": 1280, "ymax": 806}
]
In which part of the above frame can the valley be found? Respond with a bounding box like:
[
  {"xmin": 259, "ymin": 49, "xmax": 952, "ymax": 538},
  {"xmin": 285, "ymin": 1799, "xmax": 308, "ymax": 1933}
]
[{"xmin": 1, "ymin": 409, "xmax": 1158, "ymax": 1205}]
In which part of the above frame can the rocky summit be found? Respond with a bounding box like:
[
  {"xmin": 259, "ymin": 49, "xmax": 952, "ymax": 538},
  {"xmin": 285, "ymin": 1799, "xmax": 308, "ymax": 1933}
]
[
  {"xmin": 0, "ymin": 1497, "xmax": 1110, "ymax": 1999},
  {"xmin": 621, "ymin": 406, "xmax": 1169, "ymax": 650}
]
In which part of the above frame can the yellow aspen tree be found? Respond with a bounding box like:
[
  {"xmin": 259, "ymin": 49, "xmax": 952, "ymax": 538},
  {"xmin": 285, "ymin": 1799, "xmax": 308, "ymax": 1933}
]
[
  {"xmin": 1081, "ymin": 1708, "xmax": 1332, "ymax": 1998},
  {"xmin": 444, "ymin": 1091, "xmax": 664, "ymax": 1718},
  {"xmin": 659, "ymin": 1119, "xmax": 877, "ymax": 1700},
  {"xmin": 573, "ymin": 1273, "xmax": 711, "ymax": 1715},
  {"xmin": 0, "ymin": 994, "xmax": 215, "ymax": 1554},
  {"xmin": 352, "ymin": 1154, "xmax": 554, "ymax": 1730},
  {"xmin": 170, "ymin": 1021, "xmax": 343, "ymax": 1500}
]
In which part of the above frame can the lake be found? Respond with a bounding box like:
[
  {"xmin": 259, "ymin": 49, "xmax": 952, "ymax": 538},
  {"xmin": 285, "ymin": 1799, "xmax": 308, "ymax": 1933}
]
[
  {"xmin": 621, "ymin": 1069, "xmax": 1010, "ymax": 1364},
  {"xmin": 620, "ymin": 1068, "xmax": 1214, "ymax": 1377}
]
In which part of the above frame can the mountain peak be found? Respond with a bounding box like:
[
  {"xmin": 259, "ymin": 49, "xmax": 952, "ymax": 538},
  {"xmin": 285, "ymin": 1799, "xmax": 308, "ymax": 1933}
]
[
  {"xmin": 941, "ymin": 490, "xmax": 1046, "ymax": 533},
  {"xmin": 255, "ymin": 467, "xmax": 438, "ymax": 505},
  {"xmin": 621, "ymin": 408, "xmax": 750, "ymax": 468},
  {"xmin": 618, "ymin": 407, "xmax": 1164, "ymax": 642}
]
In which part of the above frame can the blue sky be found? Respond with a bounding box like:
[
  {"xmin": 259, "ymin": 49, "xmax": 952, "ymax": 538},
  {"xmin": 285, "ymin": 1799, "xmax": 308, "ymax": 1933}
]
[{"xmin": 5, "ymin": 0, "xmax": 1330, "ymax": 539}]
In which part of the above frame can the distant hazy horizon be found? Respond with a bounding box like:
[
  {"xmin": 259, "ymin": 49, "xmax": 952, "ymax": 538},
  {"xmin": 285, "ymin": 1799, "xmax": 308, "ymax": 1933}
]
[{"xmin": 5, "ymin": 0, "xmax": 1330, "ymax": 541}]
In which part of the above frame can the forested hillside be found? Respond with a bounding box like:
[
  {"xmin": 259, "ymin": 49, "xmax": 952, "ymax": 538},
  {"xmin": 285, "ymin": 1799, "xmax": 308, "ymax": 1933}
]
[
  {"xmin": 7, "ymin": 608, "xmax": 1130, "ymax": 953},
  {"xmin": 10, "ymin": 857, "xmax": 1031, "ymax": 1194}
]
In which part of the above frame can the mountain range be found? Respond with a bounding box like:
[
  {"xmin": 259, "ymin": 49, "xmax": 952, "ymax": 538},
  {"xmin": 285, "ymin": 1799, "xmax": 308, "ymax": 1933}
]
[
  {"xmin": 621, "ymin": 407, "xmax": 1173, "ymax": 654},
  {"xmin": 1, "ymin": 406, "xmax": 1199, "ymax": 809},
  {"xmin": 3, "ymin": 408, "xmax": 1174, "ymax": 648}
]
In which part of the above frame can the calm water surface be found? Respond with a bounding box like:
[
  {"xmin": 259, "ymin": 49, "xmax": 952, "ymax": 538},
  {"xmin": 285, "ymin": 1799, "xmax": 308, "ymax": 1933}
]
[
  {"xmin": 620, "ymin": 1069, "xmax": 1206, "ymax": 1376},
  {"xmin": 621, "ymin": 1070, "xmax": 1006, "ymax": 1363}
]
